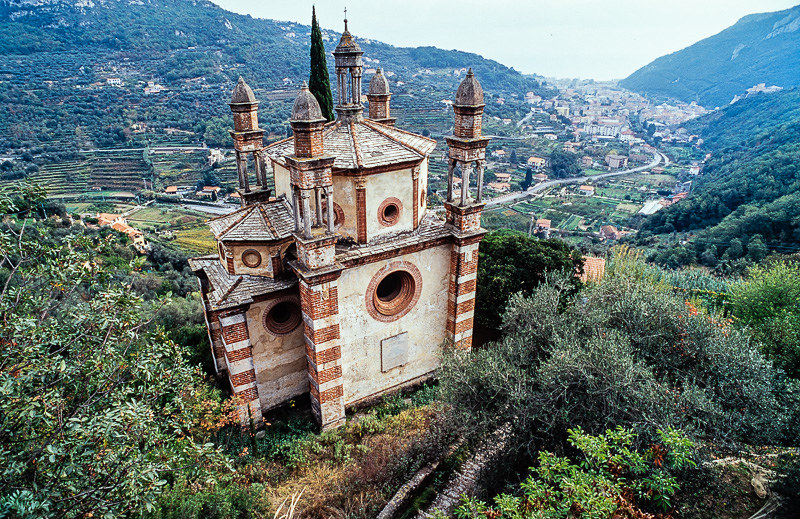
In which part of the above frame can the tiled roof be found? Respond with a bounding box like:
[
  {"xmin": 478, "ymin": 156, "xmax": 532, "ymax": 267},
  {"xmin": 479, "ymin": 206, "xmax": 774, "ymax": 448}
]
[
  {"xmin": 188, "ymin": 256, "xmax": 297, "ymax": 311},
  {"xmin": 579, "ymin": 257, "xmax": 606, "ymax": 283},
  {"xmin": 207, "ymin": 198, "xmax": 294, "ymax": 242},
  {"xmin": 266, "ymin": 119, "xmax": 437, "ymax": 170}
]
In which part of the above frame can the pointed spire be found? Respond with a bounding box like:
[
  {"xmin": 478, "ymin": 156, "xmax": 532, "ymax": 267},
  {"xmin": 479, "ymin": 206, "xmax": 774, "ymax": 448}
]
[
  {"xmin": 292, "ymin": 81, "xmax": 324, "ymax": 121},
  {"xmin": 455, "ymin": 67, "xmax": 484, "ymax": 106}
]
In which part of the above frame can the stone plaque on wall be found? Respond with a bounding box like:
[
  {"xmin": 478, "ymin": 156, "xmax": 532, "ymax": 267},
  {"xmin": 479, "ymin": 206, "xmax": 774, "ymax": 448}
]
[{"xmin": 381, "ymin": 332, "xmax": 409, "ymax": 372}]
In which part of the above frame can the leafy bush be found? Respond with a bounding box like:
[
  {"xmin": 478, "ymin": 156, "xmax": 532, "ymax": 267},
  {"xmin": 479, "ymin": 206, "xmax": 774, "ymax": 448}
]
[
  {"xmin": 729, "ymin": 261, "xmax": 800, "ymax": 378},
  {"xmin": 439, "ymin": 259, "xmax": 795, "ymax": 478},
  {"xmin": 447, "ymin": 426, "xmax": 696, "ymax": 518},
  {"xmin": 476, "ymin": 231, "xmax": 583, "ymax": 329}
]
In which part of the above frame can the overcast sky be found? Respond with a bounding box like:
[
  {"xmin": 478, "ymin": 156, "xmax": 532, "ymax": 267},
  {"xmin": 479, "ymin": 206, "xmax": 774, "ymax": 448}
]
[{"xmin": 212, "ymin": 0, "xmax": 799, "ymax": 80}]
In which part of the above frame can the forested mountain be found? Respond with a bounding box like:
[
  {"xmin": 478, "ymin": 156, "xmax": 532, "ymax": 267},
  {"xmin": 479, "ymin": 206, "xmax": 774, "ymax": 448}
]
[
  {"xmin": 641, "ymin": 89, "xmax": 800, "ymax": 265},
  {"xmin": 620, "ymin": 5, "xmax": 800, "ymax": 108},
  {"xmin": 0, "ymin": 0, "xmax": 547, "ymax": 154}
]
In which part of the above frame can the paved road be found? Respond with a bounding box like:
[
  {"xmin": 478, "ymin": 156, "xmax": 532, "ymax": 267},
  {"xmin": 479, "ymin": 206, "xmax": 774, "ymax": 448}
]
[
  {"xmin": 77, "ymin": 146, "xmax": 209, "ymax": 153},
  {"xmin": 485, "ymin": 150, "xmax": 667, "ymax": 207}
]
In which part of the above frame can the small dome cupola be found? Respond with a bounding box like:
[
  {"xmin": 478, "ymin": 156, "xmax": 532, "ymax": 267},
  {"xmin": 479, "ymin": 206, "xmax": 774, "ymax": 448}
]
[
  {"xmin": 454, "ymin": 68, "xmax": 484, "ymax": 107},
  {"xmin": 291, "ymin": 81, "xmax": 325, "ymax": 123},
  {"xmin": 332, "ymin": 15, "xmax": 364, "ymax": 121},
  {"xmin": 368, "ymin": 68, "xmax": 390, "ymax": 95},
  {"xmin": 335, "ymin": 18, "xmax": 362, "ymax": 53},
  {"xmin": 230, "ymin": 76, "xmax": 257, "ymax": 105},
  {"xmin": 367, "ymin": 68, "xmax": 395, "ymax": 126}
]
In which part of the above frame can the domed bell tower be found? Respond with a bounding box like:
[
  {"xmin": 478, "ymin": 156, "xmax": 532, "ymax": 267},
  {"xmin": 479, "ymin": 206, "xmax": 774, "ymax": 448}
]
[
  {"xmin": 367, "ymin": 68, "xmax": 395, "ymax": 126},
  {"xmin": 286, "ymin": 84, "xmax": 346, "ymax": 429},
  {"xmin": 445, "ymin": 69, "xmax": 491, "ymax": 349},
  {"xmin": 229, "ymin": 77, "xmax": 271, "ymax": 205},
  {"xmin": 332, "ymin": 17, "xmax": 364, "ymax": 122}
]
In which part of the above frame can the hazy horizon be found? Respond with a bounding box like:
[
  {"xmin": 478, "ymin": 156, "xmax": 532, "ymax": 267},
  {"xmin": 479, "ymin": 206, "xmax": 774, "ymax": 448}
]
[{"xmin": 211, "ymin": 0, "xmax": 799, "ymax": 81}]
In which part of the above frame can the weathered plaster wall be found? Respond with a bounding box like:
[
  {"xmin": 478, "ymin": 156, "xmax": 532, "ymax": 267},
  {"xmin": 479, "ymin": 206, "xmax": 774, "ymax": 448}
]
[
  {"xmin": 273, "ymin": 163, "xmax": 292, "ymax": 200},
  {"xmin": 247, "ymin": 296, "xmax": 308, "ymax": 410},
  {"xmin": 332, "ymin": 175, "xmax": 357, "ymax": 241},
  {"xmin": 365, "ymin": 167, "xmax": 414, "ymax": 240},
  {"xmin": 228, "ymin": 243, "xmax": 288, "ymax": 278},
  {"xmin": 337, "ymin": 244, "xmax": 450, "ymax": 404}
]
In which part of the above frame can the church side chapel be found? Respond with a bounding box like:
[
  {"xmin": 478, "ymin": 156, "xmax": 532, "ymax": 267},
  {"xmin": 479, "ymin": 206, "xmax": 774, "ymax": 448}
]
[{"xmin": 189, "ymin": 18, "xmax": 491, "ymax": 429}]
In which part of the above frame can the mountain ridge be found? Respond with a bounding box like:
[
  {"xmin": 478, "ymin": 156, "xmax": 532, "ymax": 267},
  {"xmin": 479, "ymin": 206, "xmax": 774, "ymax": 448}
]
[{"xmin": 620, "ymin": 4, "xmax": 800, "ymax": 108}]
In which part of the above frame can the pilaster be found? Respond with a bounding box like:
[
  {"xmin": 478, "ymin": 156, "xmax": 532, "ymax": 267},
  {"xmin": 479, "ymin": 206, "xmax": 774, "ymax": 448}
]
[{"xmin": 218, "ymin": 311, "xmax": 263, "ymax": 425}]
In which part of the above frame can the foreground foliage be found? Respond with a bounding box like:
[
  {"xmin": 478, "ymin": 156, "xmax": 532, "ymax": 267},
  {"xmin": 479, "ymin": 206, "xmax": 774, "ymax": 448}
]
[
  {"xmin": 440, "ymin": 248, "xmax": 798, "ymax": 513},
  {"xmin": 0, "ymin": 195, "xmax": 230, "ymax": 517},
  {"xmin": 448, "ymin": 426, "xmax": 695, "ymax": 519}
]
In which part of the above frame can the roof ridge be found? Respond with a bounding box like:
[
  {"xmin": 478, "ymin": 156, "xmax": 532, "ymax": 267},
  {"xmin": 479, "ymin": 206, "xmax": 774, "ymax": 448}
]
[
  {"xmin": 361, "ymin": 118, "xmax": 425, "ymax": 156},
  {"xmin": 216, "ymin": 276, "xmax": 243, "ymax": 304},
  {"xmin": 217, "ymin": 205, "xmax": 255, "ymax": 239},
  {"xmin": 365, "ymin": 118, "xmax": 437, "ymax": 146},
  {"xmin": 259, "ymin": 204, "xmax": 279, "ymax": 237},
  {"xmin": 349, "ymin": 120, "xmax": 364, "ymax": 168}
]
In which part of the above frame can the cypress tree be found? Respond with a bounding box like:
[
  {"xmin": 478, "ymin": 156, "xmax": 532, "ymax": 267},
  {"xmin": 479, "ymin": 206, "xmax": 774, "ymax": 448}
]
[{"xmin": 309, "ymin": 6, "xmax": 335, "ymax": 121}]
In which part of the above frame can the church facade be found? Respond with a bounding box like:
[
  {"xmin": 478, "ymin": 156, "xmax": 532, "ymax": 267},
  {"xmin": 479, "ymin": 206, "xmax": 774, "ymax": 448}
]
[{"xmin": 190, "ymin": 21, "xmax": 491, "ymax": 429}]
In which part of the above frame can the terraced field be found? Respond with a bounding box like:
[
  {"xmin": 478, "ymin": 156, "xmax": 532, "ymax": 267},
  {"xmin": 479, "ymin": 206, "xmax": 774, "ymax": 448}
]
[
  {"xmin": 34, "ymin": 161, "xmax": 92, "ymax": 196},
  {"xmin": 173, "ymin": 225, "xmax": 216, "ymax": 254},
  {"xmin": 91, "ymin": 152, "xmax": 151, "ymax": 192}
]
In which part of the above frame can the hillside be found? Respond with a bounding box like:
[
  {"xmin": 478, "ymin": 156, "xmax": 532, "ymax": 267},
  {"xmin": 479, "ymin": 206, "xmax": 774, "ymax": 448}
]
[
  {"xmin": 0, "ymin": 0, "xmax": 548, "ymax": 155},
  {"xmin": 620, "ymin": 4, "xmax": 800, "ymax": 108},
  {"xmin": 641, "ymin": 89, "xmax": 800, "ymax": 264}
]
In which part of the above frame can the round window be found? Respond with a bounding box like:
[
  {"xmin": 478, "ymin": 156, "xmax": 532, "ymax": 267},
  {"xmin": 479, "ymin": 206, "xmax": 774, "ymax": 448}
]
[
  {"xmin": 241, "ymin": 249, "xmax": 262, "ymax": 268},
  {"xmin": 366, "ymin": 262, "xmax": 422, "ymax": 322},
  {"xmin": 322, "ymin": 201, "xmax": 345, "ymax": 227},
  {"xmin": 264, "ymin": 300, "xmax": 302, "ymax": 336},
  {"xmin": 378, "ymin": 197, "xmax": 403, "ymax": 227}
]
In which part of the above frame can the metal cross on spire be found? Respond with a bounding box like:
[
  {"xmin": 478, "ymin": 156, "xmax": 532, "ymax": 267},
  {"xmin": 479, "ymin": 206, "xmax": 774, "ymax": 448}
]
[{"xmin": 344, "ymin": 7, "xmax": 348, "ymax": 31}]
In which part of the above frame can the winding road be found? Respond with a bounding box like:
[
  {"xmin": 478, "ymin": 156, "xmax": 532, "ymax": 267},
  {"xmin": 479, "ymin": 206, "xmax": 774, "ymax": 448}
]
[{"xmin": 485, "ymin": 150, "xmax": 670, "ymax": 207}]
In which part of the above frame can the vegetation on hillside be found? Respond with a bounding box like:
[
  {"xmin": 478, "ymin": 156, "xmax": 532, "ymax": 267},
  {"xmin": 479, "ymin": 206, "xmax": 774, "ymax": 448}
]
[{"xmin": 639, "ymin": 89, "xmax": 800, "ymax": 269}]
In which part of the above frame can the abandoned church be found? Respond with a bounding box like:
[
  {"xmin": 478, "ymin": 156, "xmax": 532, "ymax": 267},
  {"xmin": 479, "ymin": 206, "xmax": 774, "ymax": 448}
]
[{"xmin": 189, "ymin": 20, "xmax": 491, "ymax": 429}]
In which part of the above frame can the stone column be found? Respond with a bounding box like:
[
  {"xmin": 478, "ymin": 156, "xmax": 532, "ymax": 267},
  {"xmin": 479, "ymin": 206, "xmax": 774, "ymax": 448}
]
[
  {"xmin": 325, "ymin": 186, "xmax": 335, "ymax": 234},
  {"xmin": 461, "ymin": 162, "xmax": 472, "ymax": 206},
  {"xmin": 293, "ymin": 187, "xmax": 301, "ymax": 232},
  {"xmin": 476, "ymin": 161, "xmax": 485, "ymax": 203},
  {"xmin": 447, "ymin": 161, "xmax": 455, "ymax": 203},
  {"xmin": 218, "ymin": 311, "xmax": 263, "ymax": 425},
  {"xmin": 315, "ymin": 187, "xmax": 324, "ymax": 227},
  {"xmin": 253, "ymin": 153, "xmax": 262, "ymax": 187},
  {"xmin": 301, "ymin": 189, "xmax": 312, "ymax": 239},
  {"xmin": 300, "ymin": 274, "xmax": 345, "ymax": 429},
  {"xmin": 236, "ymin": 151, "xmax": 246, "ymax": 190}
]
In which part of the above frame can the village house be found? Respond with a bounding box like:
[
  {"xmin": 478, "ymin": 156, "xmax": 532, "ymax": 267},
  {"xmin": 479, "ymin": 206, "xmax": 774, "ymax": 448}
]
[
  {"xmin": 106, "ymin": 77, "xmax": 122, "ymax": 86},
  {"xmin": 527, "ymin": 156, "xmax": 547, "ymax": 171},
  {"xmin": 96, "ymin": 213, "xmax": 147, "ymax": 253},
  {"xmin": 196, "ymin": 185, "xmax": 221, "ymax": 198},
  {"xmin": 579, "ymin": 185, "xmax": 595, "ymax": 196},
  {"xmin": 581, "ymin": 156, "xmax": 593, "ymax": 168},
  {"xmin": 494, "ymin": 172, "xmax": 511, "ymax": 182},
  {"xmin": 600, "ymin": 225, "xmax": 622, "ymax": 240},
  {"xmin": 533, "ymin": 173, "xmax": 548, "ymax": 182},
  {"xmin": 487, "ymin": 182, "xmax": 510, "ymax": 192},
  {"xmin": 605, "ymin": 154, "xmax": 628, "ymax": 169},
  {"xmin": 189, "ymin": 22, "xmax": 490, "ymax": 429},
  {"xmin": 491, "ymin": 149, "xmax": 506, "ymax": 159}
]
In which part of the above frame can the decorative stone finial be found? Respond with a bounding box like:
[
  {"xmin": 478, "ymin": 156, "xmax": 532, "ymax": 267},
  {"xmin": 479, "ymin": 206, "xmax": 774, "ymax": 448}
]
[
  {"xmin": 230, "ymin": 77, "xmax": 256, "ymax": 105},
  {"xmin": 291, "ymin": 82, "xmax": 325, "ymax": 122},
  {"xmin": 455, "ymin": 68, "xmax": 484, "ymax": 107}
]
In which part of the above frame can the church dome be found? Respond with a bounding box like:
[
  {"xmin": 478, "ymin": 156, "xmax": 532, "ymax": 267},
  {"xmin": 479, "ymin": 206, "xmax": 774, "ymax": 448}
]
[
  {"xmin": 230, "ymin": 77, "xmax": 256, "ymax": 104},
  {"xmin": 335, "ymin": 20, "xmax": 362, "ymax": 53},
  {"xmin": 368, "ymin": 68, "xmax": 390, "ymax": 95},
  {"xmin": 455, "ymin": 68, "xmax": 484, "ymax": 106},
  {"xmin": 291, "ymin": 82, "xmax": 325, "ymax": 122}
]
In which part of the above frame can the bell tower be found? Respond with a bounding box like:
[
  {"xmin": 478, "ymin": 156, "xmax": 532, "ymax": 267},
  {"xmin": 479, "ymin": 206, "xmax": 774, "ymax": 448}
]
[
  {"xmin": 229, "ymin": 77, "xmax": 271, "ymax": 205},
  {"xmin": 332, "ymin": 16, "xmax": 364, "ymax": 122},
  {"xmin": 445, "ymin": 69, "xmax": 491, "ymax": 349},
  {"xmin": 286, "ymin": 83, "xmax": 345, "ymax": 429}
]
